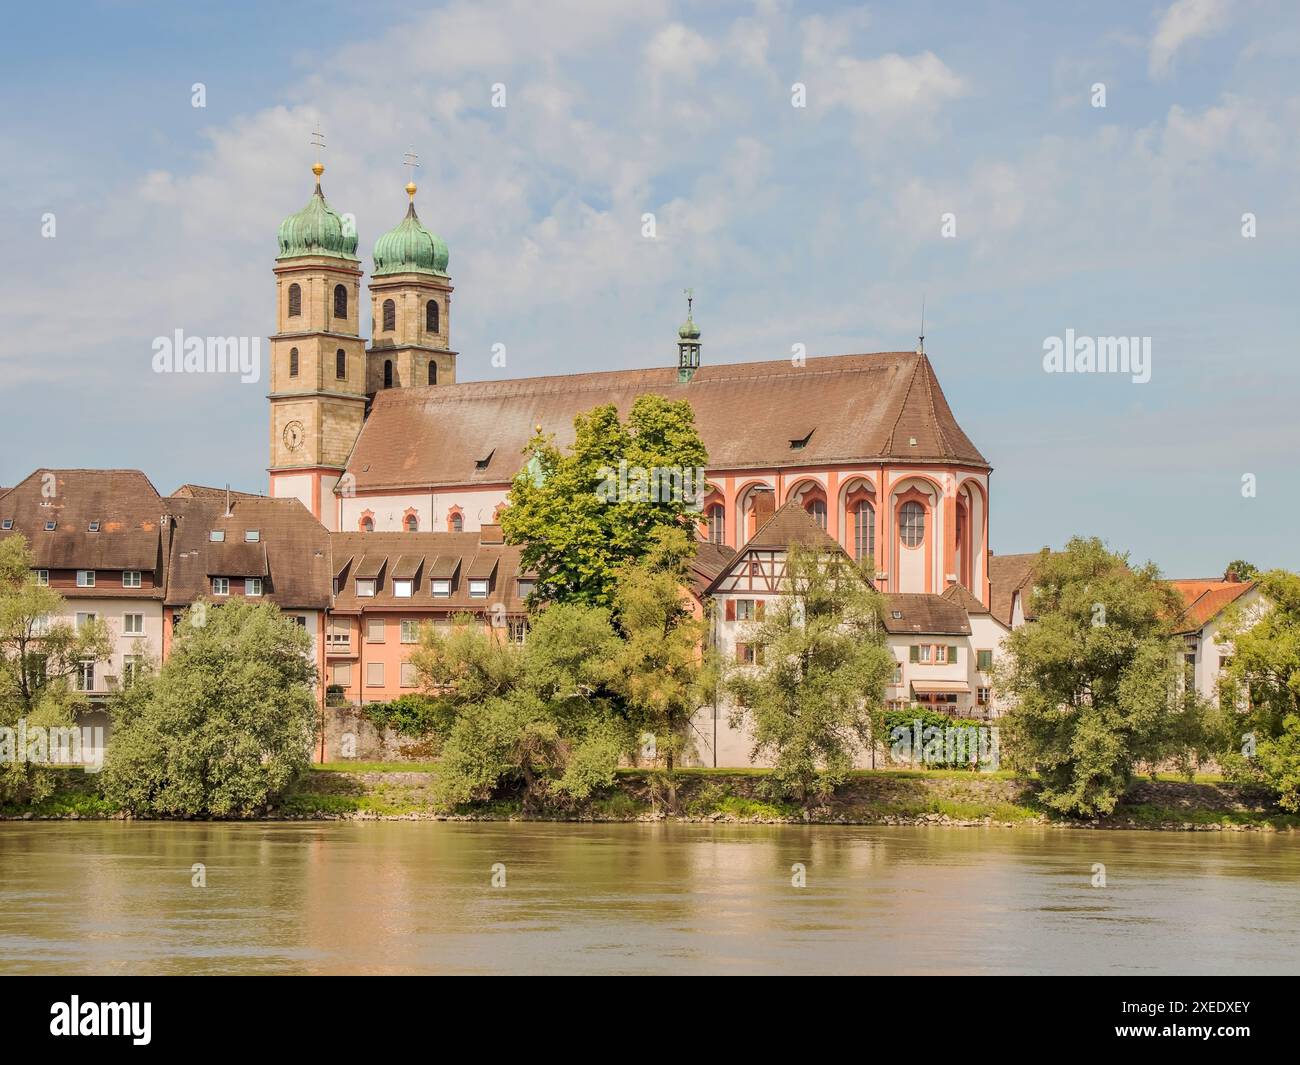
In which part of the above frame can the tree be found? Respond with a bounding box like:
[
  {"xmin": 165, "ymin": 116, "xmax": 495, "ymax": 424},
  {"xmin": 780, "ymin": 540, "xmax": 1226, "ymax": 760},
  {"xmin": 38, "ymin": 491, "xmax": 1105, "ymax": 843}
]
[
  {"xmin": 608, "ymin": 527, "xmax": 716, "ymax": 782},
  {"xmin": 501, "ymin": 394, "xmax": 709, "ymax": 606},
  {"xmin": 1215, "ymin": 568, "xmax": 1300, "ymax": 809},
  {"xmin": 725, "ymin": 544, "xmax": 895, "ymax": 802},
  {"xmin": 413, "ymin": 606, "xmax": 629, "ymax": 812},
  {"xmin": 1224, "ymin": 559, "xmax": 1259, "ymax": 581},
  {"xmin": 101, "ymin": 599, "xmax": 317, "ymax": 816},
  {"xmin": 997, "ymin": 537, "xmax": 1191, "ymax": 817},
  {"xmin": 0, "ymin": 535, "xmax": 111, "ymax": 803}
]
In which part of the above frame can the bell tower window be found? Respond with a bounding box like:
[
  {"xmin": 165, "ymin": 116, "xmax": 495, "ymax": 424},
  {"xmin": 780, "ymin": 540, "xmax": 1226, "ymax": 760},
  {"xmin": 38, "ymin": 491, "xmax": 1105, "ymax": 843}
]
[
  {"xmin": 333, "ymin": 284, "xmax": 348, "ymax": 320},
  {"xmin": 426, "ymin": 299, "xmax": 439, "ymax": 333},
  {"xmin": 287, "ymin": 283, "xmax": 301, "ymax": 318},
  {"xmin": 427, "ymin": 361, "xmax": 437, "ymax": 385},
  {"xmin": 336, "ymin": 349, "xmax": 346, "ymax": 379},
  {"xmin": 382, "ymin": 299, "xmax": 396, "ymax": 332},
  {"xmin": 289, "ymin": 347, "xmax": 299, "ymax": 377},
  {"xmin": 384, "ymin": 360, "xmax": 393, "ymax": 389}
]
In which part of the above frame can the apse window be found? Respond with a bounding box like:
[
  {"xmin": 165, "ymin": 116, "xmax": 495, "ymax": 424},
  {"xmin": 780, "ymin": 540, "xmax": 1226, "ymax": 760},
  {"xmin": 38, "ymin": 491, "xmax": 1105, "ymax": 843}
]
[{"xmin": 900, "ymin": 501, "xmax": 925, "ymax": 547}]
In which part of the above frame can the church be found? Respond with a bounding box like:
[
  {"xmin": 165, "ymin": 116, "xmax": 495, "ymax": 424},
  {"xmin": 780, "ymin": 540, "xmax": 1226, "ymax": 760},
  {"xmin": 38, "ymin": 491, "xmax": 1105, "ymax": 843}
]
[{"xmin": 267, "ymin": 162, "xmax": 994, "ymax": 608}]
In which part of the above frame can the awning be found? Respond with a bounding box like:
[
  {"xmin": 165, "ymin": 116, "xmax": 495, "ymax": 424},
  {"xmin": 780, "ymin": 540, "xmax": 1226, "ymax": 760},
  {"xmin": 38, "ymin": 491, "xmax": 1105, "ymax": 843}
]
[{"xmin": 910, "ymin": 680, "xmax": 972, "ymax": 695}]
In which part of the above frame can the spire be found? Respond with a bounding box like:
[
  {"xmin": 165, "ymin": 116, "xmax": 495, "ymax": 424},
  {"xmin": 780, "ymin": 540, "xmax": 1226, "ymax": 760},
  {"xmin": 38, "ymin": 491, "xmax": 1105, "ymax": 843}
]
[
  {"xmin": 311, "ymin": 125, "xmax": 327, "ymax": 192},
  {"xmin": 677, "ymin": 288, "xmax": 702, "ymax": 383},
  {"xmin": 403, "ymin": 145, "xmax": 420, "ymax": 207}
]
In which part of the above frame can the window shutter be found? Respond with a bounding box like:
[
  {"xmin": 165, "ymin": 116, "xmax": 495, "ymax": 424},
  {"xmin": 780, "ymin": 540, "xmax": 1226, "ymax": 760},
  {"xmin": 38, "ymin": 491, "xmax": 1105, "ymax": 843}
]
[
  {"xmin": 909, "ymin": 645, "xmax": 920, "ymax": 663},
  {"xmin": 735, "ymin": 642, "xmax": 747, "ymax": 664},
  {"xmin": 949, "ymin": 645, "xmax": 959, "ymax": 664},
  {"xmin": 725, "ymin": 600, "xmax": 735, "ymax": 621},
  {"xmin": 755, "ymin": 600, "xmax": 765, "ymax": 619}
]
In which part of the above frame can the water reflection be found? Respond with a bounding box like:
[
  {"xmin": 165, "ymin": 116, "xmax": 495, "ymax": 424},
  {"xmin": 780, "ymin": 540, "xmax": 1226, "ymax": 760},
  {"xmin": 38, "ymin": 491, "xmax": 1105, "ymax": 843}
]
[{"xmin": 0, "ymin": 823, "xmax": 1296, "ymax": 974}]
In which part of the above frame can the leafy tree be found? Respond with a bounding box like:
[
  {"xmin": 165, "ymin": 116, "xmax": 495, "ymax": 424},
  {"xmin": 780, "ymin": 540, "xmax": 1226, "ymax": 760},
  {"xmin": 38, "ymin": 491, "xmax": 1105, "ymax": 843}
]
[
  {"xmin": 501, "ymin": 394, "xmax": 709, "ymax": 606},
  {"xmin": 0, "ymin": 535, "xmax": 111, "ymax": 802},
  {"xmin": 1224, "ymin": 559, "xmax": 1259, "ymax": 581},
  {"xmin": 101, "ymin": 599, "xmax": 316, "ymax": 816},
  {"xmin": 997, "ymin": 537, "xmax": 1192, "ymax": 816},
  {"xmin": 1215, "ymin": 569, "xmax": 1300, "ymax": 809},
  {"xmin": 607, "ymin": 526, "xmax": 716, "ymax": 787},
  {"xmin": 413, "ymin": 607, "xmax": 629, "ymax": 812},
  {"xmin": 724, "ymin": 544, "xmax": 895, "ymax": 802}
]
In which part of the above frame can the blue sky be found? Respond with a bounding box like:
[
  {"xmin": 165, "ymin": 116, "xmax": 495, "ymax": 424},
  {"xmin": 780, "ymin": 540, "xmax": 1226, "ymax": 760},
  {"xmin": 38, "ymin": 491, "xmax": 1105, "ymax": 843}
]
[{"xmin": 1, "ymin": 0, "xmax": 1296, "ymax": 577}]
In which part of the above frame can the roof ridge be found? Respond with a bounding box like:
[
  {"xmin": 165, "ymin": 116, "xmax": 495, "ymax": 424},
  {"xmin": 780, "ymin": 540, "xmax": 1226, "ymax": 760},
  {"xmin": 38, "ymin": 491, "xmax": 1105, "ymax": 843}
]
[
  {"xmin": 918, "ymin": 354, "xmax": 954, "ymax": 457},
  {"xmin": 883, "ymin": 354, "xmax": 925, "ymax": 455}
]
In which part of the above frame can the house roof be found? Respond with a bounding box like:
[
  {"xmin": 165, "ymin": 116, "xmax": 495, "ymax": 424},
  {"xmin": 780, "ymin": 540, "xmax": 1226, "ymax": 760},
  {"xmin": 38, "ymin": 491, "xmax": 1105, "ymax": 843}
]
[
  {"xmin": 689, "ymin": 540, "xmax": 737, "ymax": 598},
  {"xmin": 940, "ymin": 582, "xmax": 990, "ymax": 615},
  {"xmin": 0, "ymin": 469, "xmax": 165, "ymax": 579},
  {"xmin": 330, "ymin": 531, "xmax": 528, "ymax": 614},
  {"xmin": 342, "ymin": 351, "xmax": 988, "ymax": 492},
  {"xmin": 745, "ymin": 501, "xmax": 846, "ymax": 553},
  {"xmin": 163, "ymin": 495, "xmax": 332, "ymax": 609},
  {"xmin": 170, "ymin": 484, "xmax": 265, "ymax": 501},
  {"xmin": 988, "ymin": 550, "xmax": 1051, "ymax": 626},
  {"xmin": 1169, "ymin": 578, "xmax": 1257, "ymax": 634},
  {"xmin": 882, "ymin": 593, "xmax": 972, "ymax": 636}
]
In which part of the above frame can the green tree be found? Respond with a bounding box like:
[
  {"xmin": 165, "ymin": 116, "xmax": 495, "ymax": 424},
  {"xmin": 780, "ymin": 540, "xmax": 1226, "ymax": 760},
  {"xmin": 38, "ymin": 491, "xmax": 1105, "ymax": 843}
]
[
  {"xmin": 0, "ymin": 535, "xmax": 111, "ymax": 803},
  {"xmin": 725, "ymin": 544, "xmax": 895, "ymax": 803},
  {"xmin": 501, "ymin": 394, "xmax": 709, "ymax": 606},
  {"xmin": 1215, "ymin": 569, "xmax": 1300, "ymax": 808},
  {"xmin": 413, "ymin": 606, "xmax": 629, "ymax": 812},
  {"xmin": 608, "ymin": 526, "xmax": 716, "ymax": 783},
  {"xmin": 101, "ymin": 599, "xmax": 317, "ymax": 816},
  {"xmin": 998, "ymin": 537, "xmax": 1191, "ymax": 817},
  {"xmin": 1224, "ymin": 559, "xmax": 1259, "ymax": 581}
]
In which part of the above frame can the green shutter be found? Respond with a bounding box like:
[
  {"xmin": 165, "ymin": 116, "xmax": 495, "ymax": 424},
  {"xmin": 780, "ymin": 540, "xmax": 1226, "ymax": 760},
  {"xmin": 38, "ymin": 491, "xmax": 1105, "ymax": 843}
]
[
  {"xmin": 949, "ymin": 645, "xmax": 959, "ymax": 664},
  {"xmin": 909, "ymin": 645, "xmax": 919, "ymax": 663}
]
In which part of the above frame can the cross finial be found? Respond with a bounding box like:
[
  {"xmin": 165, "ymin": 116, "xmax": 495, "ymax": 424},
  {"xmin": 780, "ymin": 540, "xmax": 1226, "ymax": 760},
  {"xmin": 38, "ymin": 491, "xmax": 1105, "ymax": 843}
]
[
  {"xmin": 684, "ymin": 287, "xmax": 694, "ymax": 317},
  {"xmin": 403, "ymin": 145, "xmax": 421, "ymax": 199},
  {"xmin": 310, "ymin": 125, "xmax": 326, "ymax": 180}
]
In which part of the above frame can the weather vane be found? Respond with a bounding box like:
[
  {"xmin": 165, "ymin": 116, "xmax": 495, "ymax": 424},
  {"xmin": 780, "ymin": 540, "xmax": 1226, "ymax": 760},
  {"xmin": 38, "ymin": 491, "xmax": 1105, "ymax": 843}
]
[
  {"xmin": 684, "ymin": 287, "xmax": 694, "ymax": 316},
  {"xmin": 310, "ymin": 125, "xmax": 326, "ymax": 179}
]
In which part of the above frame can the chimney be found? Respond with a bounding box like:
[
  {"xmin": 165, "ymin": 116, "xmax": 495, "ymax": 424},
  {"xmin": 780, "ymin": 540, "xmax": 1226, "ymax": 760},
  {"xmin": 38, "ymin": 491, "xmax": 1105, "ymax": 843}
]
[{"xmin": 1225, "ymin": 567, "xmax": 1239, "ymax": 583}]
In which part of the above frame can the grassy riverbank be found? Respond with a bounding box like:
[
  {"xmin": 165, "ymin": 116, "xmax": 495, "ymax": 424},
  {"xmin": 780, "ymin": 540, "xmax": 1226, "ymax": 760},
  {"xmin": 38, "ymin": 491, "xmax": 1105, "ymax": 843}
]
[{"xmin": 6, "ymin": 766, "xmax": 1296, "ymax": 830}]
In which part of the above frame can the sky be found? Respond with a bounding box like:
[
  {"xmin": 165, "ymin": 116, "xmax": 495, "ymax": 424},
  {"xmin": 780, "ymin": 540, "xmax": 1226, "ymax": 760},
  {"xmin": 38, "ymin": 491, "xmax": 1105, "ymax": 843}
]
[{"xmin": 1, "ymin": 0, "xmax": 1296, "ymax": 577}]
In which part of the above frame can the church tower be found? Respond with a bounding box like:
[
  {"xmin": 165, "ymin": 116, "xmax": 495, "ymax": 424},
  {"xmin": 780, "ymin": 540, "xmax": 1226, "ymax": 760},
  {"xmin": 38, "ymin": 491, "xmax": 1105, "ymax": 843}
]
[
  {"xmin": 367, "ymin": 170, "xmax": 456, "ymax": 393},
  {"xmin": 268, "ymin": 158, "xmax": 367, "ymax": 526},
  {"xmin": 677, "ymin": 289, "xmax": 701, "ymax": 383}
]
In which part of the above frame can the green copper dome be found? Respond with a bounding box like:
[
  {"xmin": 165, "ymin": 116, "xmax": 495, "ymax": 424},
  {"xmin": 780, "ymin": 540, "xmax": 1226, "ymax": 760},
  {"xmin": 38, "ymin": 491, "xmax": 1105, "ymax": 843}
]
[
  {"xmin": 276, "ymin": 175, "xmax": 358, "ymax": 261},
  {"xmin": 372, "ymin": 201, "xmax": 450, "ymax": 277},
  {"xmin": 678, "ymin": 314, "xmax": 701, "ymax": 340}
]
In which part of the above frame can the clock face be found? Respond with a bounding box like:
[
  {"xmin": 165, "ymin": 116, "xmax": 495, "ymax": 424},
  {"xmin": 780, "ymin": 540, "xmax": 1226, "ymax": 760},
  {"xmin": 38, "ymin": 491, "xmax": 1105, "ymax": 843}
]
[{"xmin": 282, "ymin": 420, "xmax": 305, "ymax": 452}]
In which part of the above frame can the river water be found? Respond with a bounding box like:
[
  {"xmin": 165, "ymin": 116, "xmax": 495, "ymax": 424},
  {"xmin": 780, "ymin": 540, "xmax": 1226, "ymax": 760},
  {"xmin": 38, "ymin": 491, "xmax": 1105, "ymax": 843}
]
[{"xmin": 1, "ymin": 822, "xmax": 1296, "ymax": 974}]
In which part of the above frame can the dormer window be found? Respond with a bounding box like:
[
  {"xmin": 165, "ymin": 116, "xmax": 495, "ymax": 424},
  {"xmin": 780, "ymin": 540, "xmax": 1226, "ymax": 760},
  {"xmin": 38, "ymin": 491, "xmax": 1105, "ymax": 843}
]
[
  {"xmin": 1, "ymin": 519, "xmax": 12, "ymax": 530},
  {"xmin": 44, "ymin": 521, "xmax": 56, "ymax": 532},
  {"xmin": 356, "ymin": 579, "xmax": 375, "ymax": 598},
  {"xmin": 468, "ymin": 578, "xmax": 489, "ymax": 599},
  {"xmin": 76, "ymin": 570, "xmax": 96, "ymax": 588},
  {"xmin": 789, "ymin": 429, "xmax": 814, "ymax": 450},
  {"xmin": 393, "ymin": 579, "xmax": 413, "ymax": 598},
  {"xmin": 475, "ymin": 450, "xmax": 495, "ymax": 471},
  {"xmin": 431, "ymin": 579, "xmax": 451, "ymax": 598},
  {"xmin": 88, "ymin": 521, "xmax": 100, "ymax": 532},
  {"xmin": 244, "ymin": 530, "xmax": 260, "ymax": 543},
  {"xmin": 209, "ymin": 530, "xmax": 225, "ymax": 542},
  {"xmin": 891, "ymin": 610, "xmax": 903, "ymax": 620}
]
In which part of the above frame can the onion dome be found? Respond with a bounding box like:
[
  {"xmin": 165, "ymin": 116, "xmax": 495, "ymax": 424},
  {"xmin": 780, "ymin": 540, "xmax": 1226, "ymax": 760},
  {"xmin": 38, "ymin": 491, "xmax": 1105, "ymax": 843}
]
[
  {"xmin": 276, "ymin": 163, "xmax": 358, "ymax": 261},
  {"xmin": 372, "ymin": 181, "xmax": 450, "ymax": 277}
]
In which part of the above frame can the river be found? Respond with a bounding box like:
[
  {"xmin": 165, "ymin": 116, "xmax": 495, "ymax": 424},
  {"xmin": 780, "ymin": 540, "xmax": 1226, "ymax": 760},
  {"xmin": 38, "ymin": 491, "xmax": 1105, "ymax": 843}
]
[{"xmin": 1, "ymin": 822, "xmax": 1296, "ymax": 974}]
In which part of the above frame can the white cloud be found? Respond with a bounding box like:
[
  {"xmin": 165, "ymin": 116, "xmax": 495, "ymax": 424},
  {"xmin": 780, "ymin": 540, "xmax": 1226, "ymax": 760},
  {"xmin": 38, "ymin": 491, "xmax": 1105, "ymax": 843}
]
[
  {"xmin": 644, "ymin": 22, "xmax": 717, "ymax": 81},
  {"xmin": 1149, "ymin": 0, "xmax": 1232, "ymax": 79}
]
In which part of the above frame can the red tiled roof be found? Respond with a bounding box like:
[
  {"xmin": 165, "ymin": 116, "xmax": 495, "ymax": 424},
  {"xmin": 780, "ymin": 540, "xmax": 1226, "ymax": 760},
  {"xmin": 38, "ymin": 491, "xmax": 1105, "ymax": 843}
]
[
  {"xmin": 988, "ymin": 550, "xmax": 1050, "ymax": 626},
  {"xmin": 882, "ymin": 592, "xmax": 972, "ymax": 636},
  {"xmin": 343, "ymin": 351, "xmax": 988, "ymax": 492},
  {"xmin": 1169, "ymin": 578, "xmax": 1256, "ymax": 634}
]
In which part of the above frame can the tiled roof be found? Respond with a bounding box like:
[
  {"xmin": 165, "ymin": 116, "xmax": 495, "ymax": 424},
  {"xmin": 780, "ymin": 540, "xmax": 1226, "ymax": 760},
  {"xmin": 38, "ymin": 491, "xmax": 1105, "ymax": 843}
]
[
  {"xmin": 988, "ymin": 550, "xmax": 1050, "ymax": 626},
  {"xmin": 940, "ymin": 582, "xmax": 990, "ymax": 615},
  {"xmin": 343, "ymin": 351, "xmax": 988, "ymax": 492},
  {"xmin": 0, "ymin": 469, "xmax": 164, "ymax": 575},
  {"xmin": 170, "ymin": 484, "xmax": 266, "ymax": 501},
  {"xmin": 330, "ymin": 531, "xmax": 528, "ymax": 614},
  {"xmin": 163, "ymin": 495, "xmax": 332, "ymax": 609},
  {"xmin": 1169, "ymin": 578, "xmax": 1256, "ymax": 634},
  {"xmin": 744, "ymin": 501, "xmax": 845, "ymax": 553},
  {"xmin": 689, "ymin": 540, "xmax": 737, "ymax": 598},
  {"xmin": 882, "ymin": 592, "xmax": 972, "ymax": 636}
]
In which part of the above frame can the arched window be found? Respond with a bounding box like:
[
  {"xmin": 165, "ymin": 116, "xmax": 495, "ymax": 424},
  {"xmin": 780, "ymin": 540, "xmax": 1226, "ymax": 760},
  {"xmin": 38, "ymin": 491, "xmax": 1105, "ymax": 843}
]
[
  {"xmin": 706, "ymin": 504, "xmax": 725, "ymax": 545},
  {"xmin": 427, "ymin": 361, "xmax": 437, "ymax": 385},
  {"xmin": 382, "ymin": 299, "xmax": 396, "ymax": 331},
  {"xmin": 900, "ymin": 500, "xmax": 925, "ymax": 548},
  {"xmin": 854, "ymin": 501, "xmax": 875, "ymax": 560},
  {"xmin": 287, "ymin": 283, "xmax": 301, "ymax": 318},
  {"xmin": 450, "ymin": 512, "xmax": 463, "ymax": 533},
  {"xmin": 807, "ymin": 498, "xmax": 827, "ymax": 529},
  {"xmin": 405, "ymin": 514, "xmax": 418, "ymax": 532},
  {"xmin": 333, "ymin": 284, "xmax": 348, "ymax": 320},
  {"xmin": 336, "ymin": 349, "xmax": 346, "ymax": 380},
  {"xmin": 361, "ymin": 516, "xmax": 374, "ymax": 533},
  {"xmin": 426, "ymin": 299, "xmax": 439, "ymax": 333},
  {"xmin": 383, "ymin": 360, "xmax": 393, "ymax": 389},
  {"xmin": 288, "ymin": 347, "xmax": 299, "ymax": 377}
]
